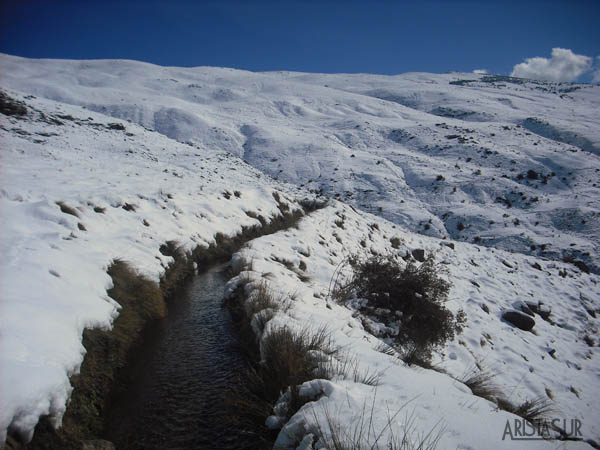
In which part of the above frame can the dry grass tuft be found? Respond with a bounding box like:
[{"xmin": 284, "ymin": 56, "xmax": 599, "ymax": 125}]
[
  {"xmin": 461, "ymin": 368, "xmax": 503, "ymax": 401},
  {"xmin": 307, "ymin": 396, "xmax": 443, "ymax": 450},
  {"xmin": 159, "ymin": 241, "xmax": 195, "ymax": 300},
  {"xmin": 461, "ymin": 367, "xmax": 555, "ymax": 427},
  {"xmin": 56, "ymin": 200, "xmax": 80, "ymax": 218},
  {"xmin": 25, "ymin": 259, "xmax": 165, "ymax": 449}
]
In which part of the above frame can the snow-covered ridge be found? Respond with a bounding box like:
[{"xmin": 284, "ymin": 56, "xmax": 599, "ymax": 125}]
[{"xmin": 1, "ymin": 53, "xmax": 598, "ymax": 274}]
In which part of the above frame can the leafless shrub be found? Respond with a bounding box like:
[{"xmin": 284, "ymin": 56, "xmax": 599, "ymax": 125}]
[{"xmin": 342, "ymin": 255, "xmax": 465, "ymax": 364}]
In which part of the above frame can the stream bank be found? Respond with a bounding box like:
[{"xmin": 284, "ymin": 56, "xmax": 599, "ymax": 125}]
[
  {"xmin": 104, "ymin": 265, "xmax": 251, "ymax": 450},
  {"xmin": 16, "ymin": 196, "xmax": 325, "ymax": 449}
]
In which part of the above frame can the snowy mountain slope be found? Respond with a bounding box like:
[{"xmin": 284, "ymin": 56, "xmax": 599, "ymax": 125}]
[
  {"xmin": 1, "ymin": 53, "xmax": 599, "ymax": 274},
  {"xmin": 227, "ymin": 203, "xmax": 600, "ymax": 448},
  {"xmin": 0, "ymin": 89, "xmax": 306, "ymax": 443},
  {"xmin": 1, "ymin": 56, "xmax": 599, "ymax": 449}
]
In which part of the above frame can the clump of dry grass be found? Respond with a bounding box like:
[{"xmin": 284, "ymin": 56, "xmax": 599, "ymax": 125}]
[
  {"xmin": 225, "ymin": 279, "xmax": 338, "ymax": 447},
  {"xmin": 159, "ymin": 240, "xmax": 195, "ymax": 300},
  {"xmin": 25, "ymin": 259, "xmax": 166, "ymax": 449},
  {"xmin": 499, "ymin": 397, "xmax": 555, "ymax": 424},
  {"xmin": 461, "ymin": 368, "xmax": 503, "ymax": 401},
  {"xmin": 320, "ymin": 352, "xmax": 382, "ymax": 386},
  {"xmin": 306, "ymin": 396, "xmax": 444, "ymax": 450},
  {"xmin": 259, "ymin": 325, "xmax": 335, "ymax": 406},
  {"xmin": 56, "ymin": 200, "xmax": 80, "ymax": 218},
  {"xmin": 390, "ymin": 237, "xmax": 402, "ymax": 249},
  {"xmin": 272, "ymin": 256, "xmax": 311, "ymax": 283},
  {"xmin": 461, "ymin": 367, "xmax": 555, "ymax": 426}
]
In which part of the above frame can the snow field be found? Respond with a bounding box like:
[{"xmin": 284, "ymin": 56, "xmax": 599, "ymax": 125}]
[
  {"xmin": 1, "ymin": 53, "xmax": 598, "ymax": 272},
  {"xmin": 0, "ymin": 91, "xmax": 304, "ymax": 442},
  {"xmin": 1, "ymin": 55, "xmax": 599, "ymax": 448},
  {"xmin": 226, "ymin": 204, "xmax": 599, "ymax": 448}
]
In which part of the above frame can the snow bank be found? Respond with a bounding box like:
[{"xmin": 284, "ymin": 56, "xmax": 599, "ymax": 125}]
[
  {"xmin": 0, "ymin": 90, "xmax": 302, "ymax": 442},
  {"xmin": 1, "ymin": 56, "xmax": 599, "ymax": 448},
  {"xmin": 230, "ymin": 203, "xmax": 599, "ymax": 448}
]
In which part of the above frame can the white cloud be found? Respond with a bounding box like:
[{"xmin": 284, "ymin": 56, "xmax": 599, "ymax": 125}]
[
  {"xmin": 511, "ymin": 48, "xmax": 592, "ymax": 82},
  {"xmin": 473, "ymin": 69, "xmax": 487, "ymax": 75}
]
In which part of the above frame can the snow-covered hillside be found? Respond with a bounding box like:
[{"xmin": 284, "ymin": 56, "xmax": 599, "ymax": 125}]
[
  {"xmin": 0, "ymin": 89, "xmax": 307, "ymax": 444},
  {"xmin": 1, "ymin": 53, "xmax": 599, "ymax": 274},
  {"xmin": 227, "ymin": 202, "xmax": 599, "ymax": 449},
  {"xmin": 1, "ymin": 55, "xmax": 599, "ymax": 449}
]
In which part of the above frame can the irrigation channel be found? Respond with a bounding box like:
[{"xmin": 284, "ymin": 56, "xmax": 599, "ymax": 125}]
[{"xmin": 105, "ymin": 264, "xmax": 254, "ymax": 450}]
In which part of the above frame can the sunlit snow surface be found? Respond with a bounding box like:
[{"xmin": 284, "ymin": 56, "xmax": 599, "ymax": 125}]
[
  {"xmin": 2, "ymin": 53, "xmax": 599, "ymax": 271},
  {"xmin": 1, "ymin": 54, "xmax": 599, "ymax": 448}
]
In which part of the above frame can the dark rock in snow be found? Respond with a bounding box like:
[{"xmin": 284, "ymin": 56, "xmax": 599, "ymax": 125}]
[
  {"xmin": 537, "ymin": 303, "xmax": 552, "ymax": 321},
  {"xmin": 525, "ymin": 301, "xmax": 539, "ymax": 314},
  {"xmin": 502, "ymin": 310, "xmax": 535, "ymax": 331},
  {"xmin": 572, "ymin": 260, "xmax": 590, "ymax": 274},
  {"xmin": 106, "ymin": 122, "xmax": 125, "ymax": 131},
  {"xmin": 520, "ymin": 303, "xmax": 535, "ymax": 316},
  {"xmin": 411, "ymin": 248, "xmax": 426, "ymax": 262}
]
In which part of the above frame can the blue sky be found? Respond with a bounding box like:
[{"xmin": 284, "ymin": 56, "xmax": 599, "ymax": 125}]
[{"xmin": 1, "ymin": 0, "xmax": 599, "ymax": 79}]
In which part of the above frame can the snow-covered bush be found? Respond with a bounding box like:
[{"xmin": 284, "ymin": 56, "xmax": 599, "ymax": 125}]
[{"xmin": 343, "ymin": 255, "xmax": 465, "ymax": 363}]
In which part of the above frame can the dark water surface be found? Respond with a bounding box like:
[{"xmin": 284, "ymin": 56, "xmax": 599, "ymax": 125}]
[{"xmin": 105, "ymin": 265, "xmax": 248, "ymax": 450}]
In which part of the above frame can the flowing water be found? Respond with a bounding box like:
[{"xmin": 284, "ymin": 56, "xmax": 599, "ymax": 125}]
[{"xmin": 105, "ymin": 265, "xmax": 251, "ymax": 450}]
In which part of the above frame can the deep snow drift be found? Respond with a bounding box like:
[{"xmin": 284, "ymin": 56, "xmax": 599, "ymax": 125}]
[{"xmin": 1, "ymin": 56, "xmax": 599, "ymax": 448}]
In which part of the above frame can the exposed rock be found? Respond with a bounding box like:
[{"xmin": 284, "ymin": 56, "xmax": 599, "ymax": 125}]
[
  {"xmin": 531, "ymin": 262, "xmax": 542, "ymax": 271},
  {"xmin": 537, "ymin": 303, "xmax": 552, "ymax": 321},
  {"xmin": 0, "ymin": 91, "xmax": 27, "ymax": 117},
  {"xmin": 519, "ymin": 303, "xmax": 535, "ymax": 316},
  {"xmin": 106, "ymin": 123, "xmax": 125, "ymax": 131},
  {"xmin": 502, "ymin": 310, "xmax": 535, "ymax": 331},
  {"xmin": 411, "ymin": 248, "xmax": 426, "ymax": 262},
  {"xmin": 525, "ymin": 301, "xmax": 539, "ymax": 314},
  {"xmin": 562, "ymin": 256, "xmax": 591, "ymax": 274},
  {"xmin": 572, "ymin": 260, "xmax": 590, "ymax": 274}
]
